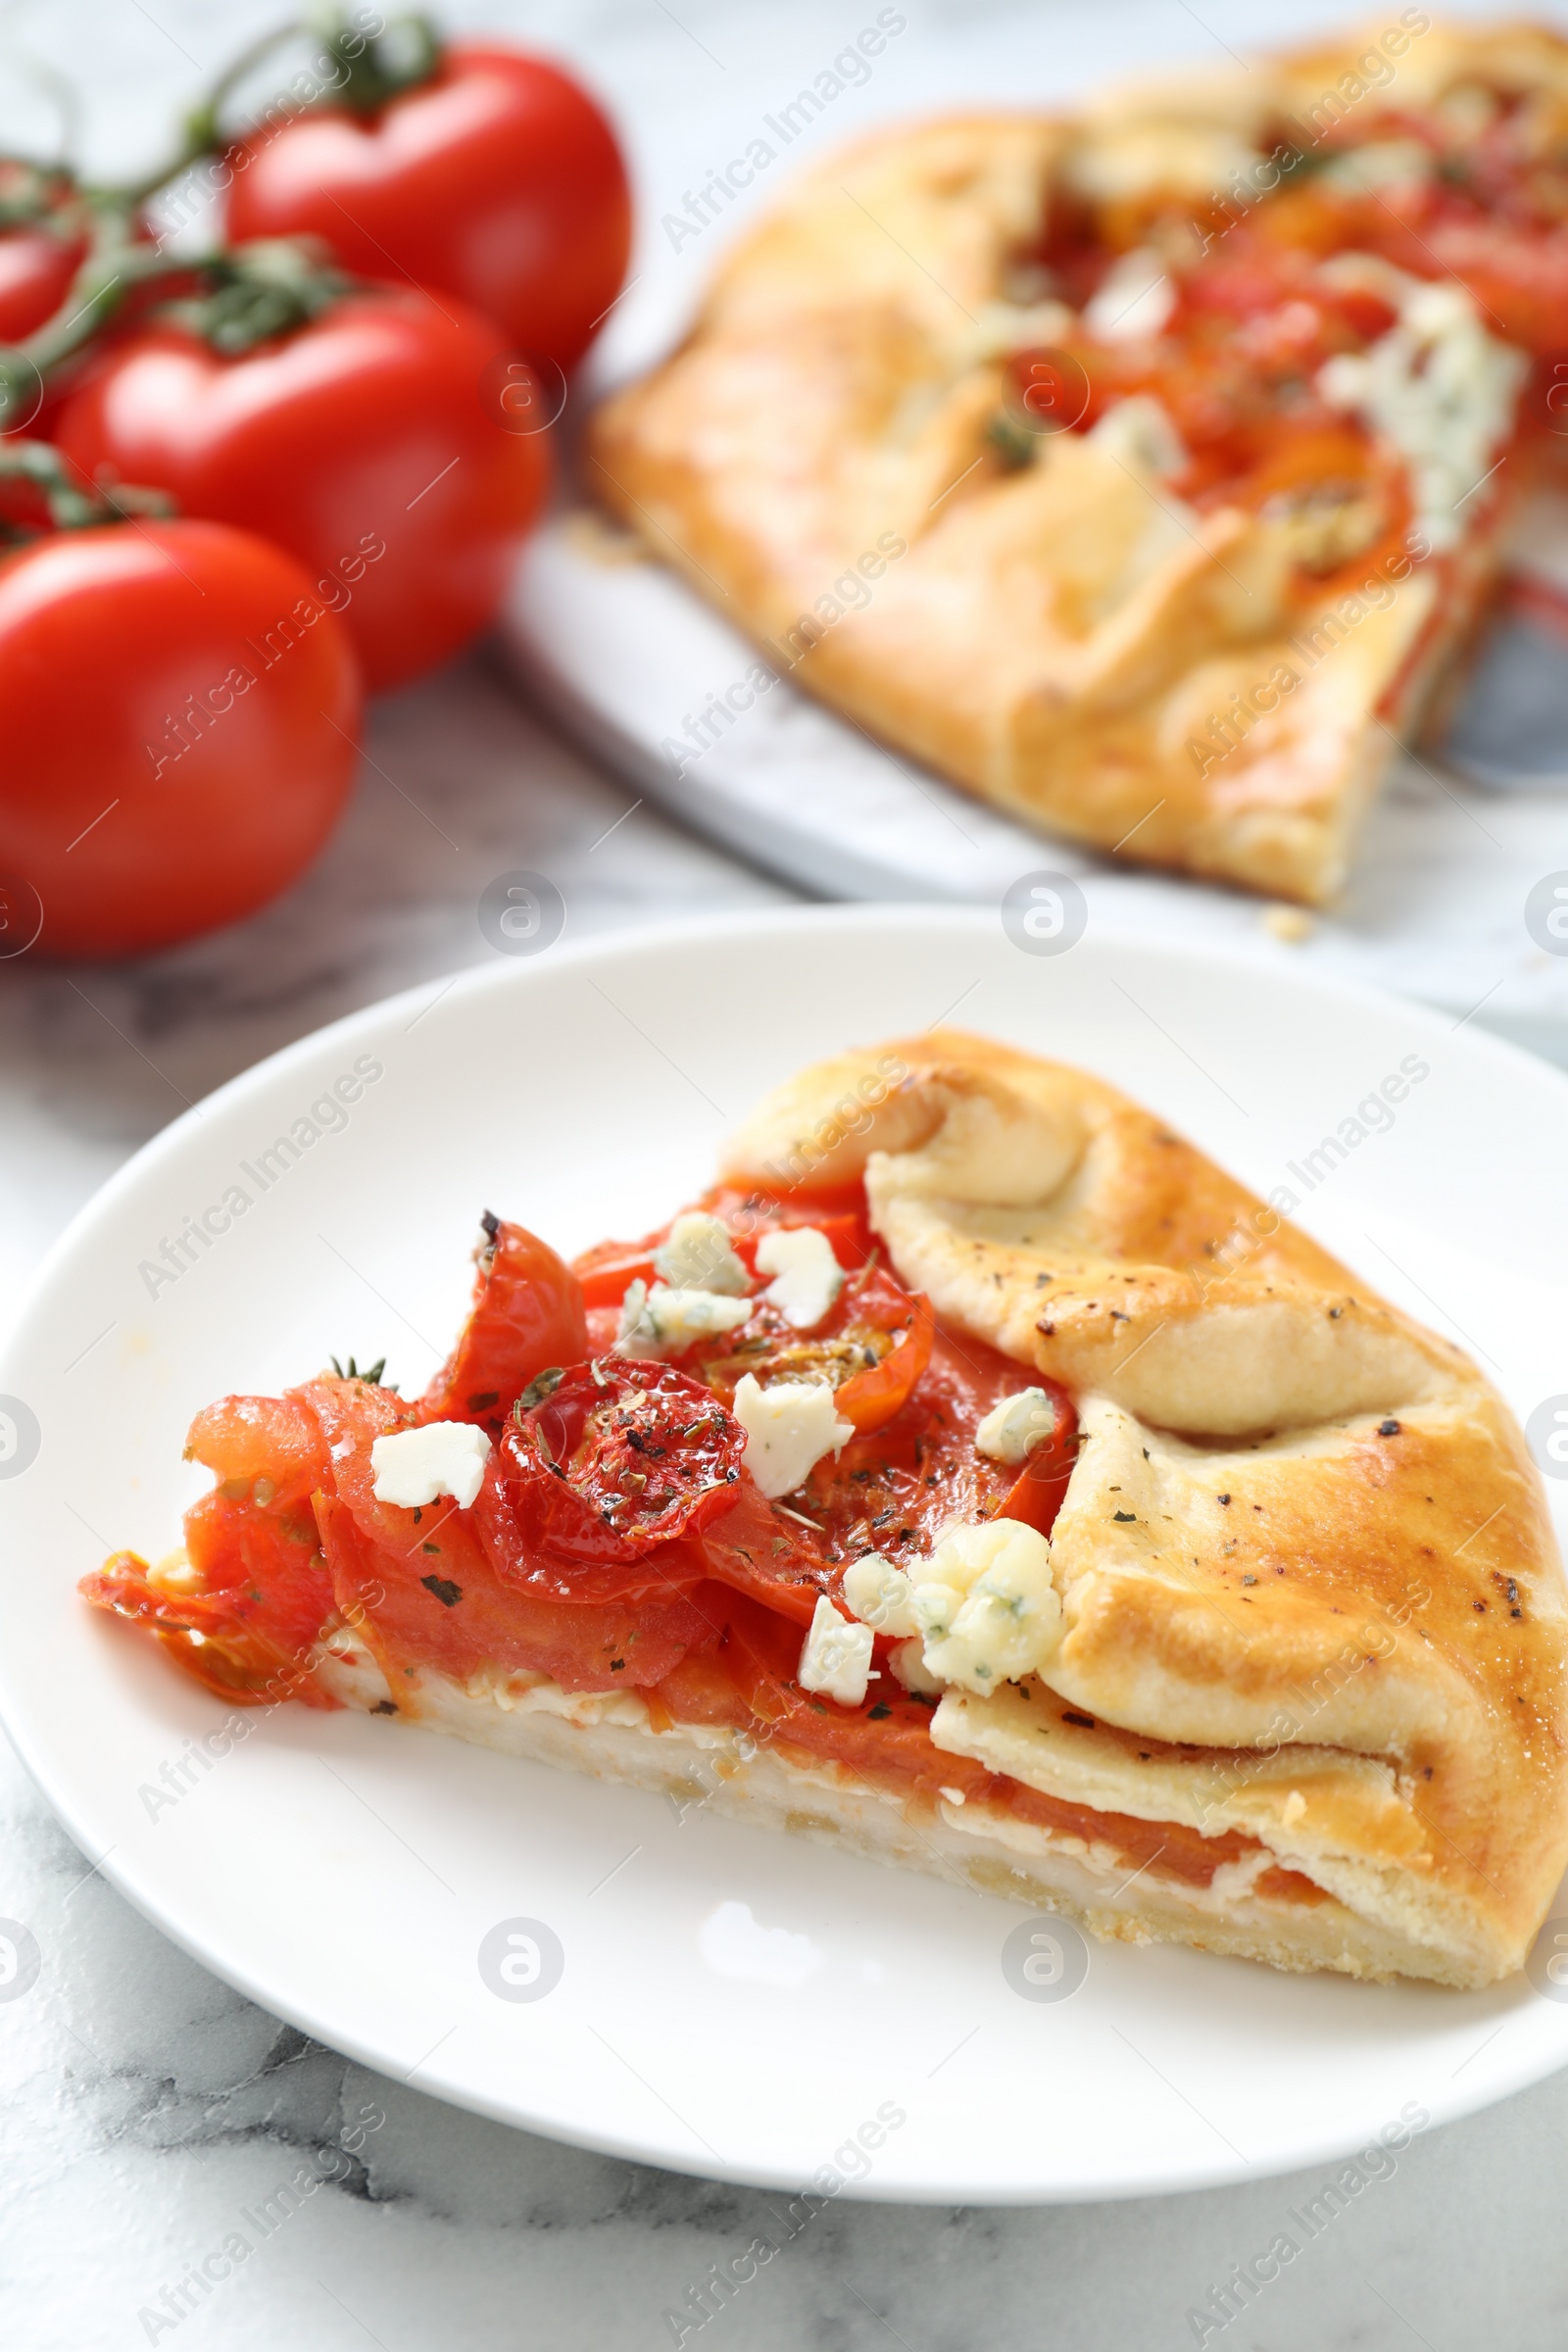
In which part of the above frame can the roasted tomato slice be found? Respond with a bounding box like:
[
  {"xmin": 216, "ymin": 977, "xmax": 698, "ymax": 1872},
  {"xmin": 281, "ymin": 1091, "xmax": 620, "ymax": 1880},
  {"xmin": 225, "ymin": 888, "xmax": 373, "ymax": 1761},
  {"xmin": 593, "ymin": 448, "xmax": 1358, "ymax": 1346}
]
[
  {"xmin": 697, "ymin": 1257, "xmax": 926, "ymax": 1405},
  {"xmin": 420, "ymin": 1215, "xmax": 587, "ymax": 1431},
  {"xmin": 183, "ymin": 1392, "xmax": 328, "ymax": 1511},
  {"xmin": 696, "ymin": 1478, "xmax": 835, "ymax": 1628},
  {"xmin": 318, "ymin": 1492, "xmax": 712, "ymax": 1694},
  {"xmin": 81, "ymin": 1490, "xmax": 336, "ymax": 1706},
  {"xmin": 572, "ymin": 1240, "xmax": 660, "ymax": 1310},
  {"xmin": 997, "ymin": 1380, "xmax": 1079, "ymax": 1539},
  {"xmin": 83, "ymin": 1386, "xmax": 346, "ymax": 1701},
  {"xmin": 702, "ymin": 1182, "xmax": 875, "ymax": 1272},
  {"xmin": 490, "ymin": 1361, "xmax": 746, "ymax": 1568}
]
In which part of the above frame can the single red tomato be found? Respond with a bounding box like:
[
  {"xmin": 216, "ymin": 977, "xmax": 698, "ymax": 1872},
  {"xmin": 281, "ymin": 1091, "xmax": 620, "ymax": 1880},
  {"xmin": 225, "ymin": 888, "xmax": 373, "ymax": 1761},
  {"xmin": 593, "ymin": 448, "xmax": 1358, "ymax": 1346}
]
[
  {"xmin": 0, "ymin": 226, "xmax": 83, "ymax": 342},
  {"xmin": 223, "ymin": 46, "xmax": 630, "ymax": 372},
  {"xmin": 52, "ymin": 288, "xmax": 550, "ymax": 690},
  {"xmin": 0, "ymin": 519, "xmax": 362, "ymax": 957},
  {"xmin": 0, "ymin": 163, "xmax": 86, "ymax": 345}
]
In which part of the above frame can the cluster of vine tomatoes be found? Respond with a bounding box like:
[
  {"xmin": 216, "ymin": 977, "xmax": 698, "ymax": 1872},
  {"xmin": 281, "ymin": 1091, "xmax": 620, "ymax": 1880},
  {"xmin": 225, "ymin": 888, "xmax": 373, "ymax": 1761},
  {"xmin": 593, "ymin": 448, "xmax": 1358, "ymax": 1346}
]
[{"xmin": 0, "ymin": 27, "xmax": 630, "ymax": 956}]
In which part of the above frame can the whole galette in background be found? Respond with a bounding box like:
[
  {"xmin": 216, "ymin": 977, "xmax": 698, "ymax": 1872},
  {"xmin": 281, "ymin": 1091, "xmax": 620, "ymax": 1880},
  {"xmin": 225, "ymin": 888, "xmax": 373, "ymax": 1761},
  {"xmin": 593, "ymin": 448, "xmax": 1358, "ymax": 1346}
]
[{"xmin": 591, "ymin": 18, "xmax": 1568, "ymax": 903}]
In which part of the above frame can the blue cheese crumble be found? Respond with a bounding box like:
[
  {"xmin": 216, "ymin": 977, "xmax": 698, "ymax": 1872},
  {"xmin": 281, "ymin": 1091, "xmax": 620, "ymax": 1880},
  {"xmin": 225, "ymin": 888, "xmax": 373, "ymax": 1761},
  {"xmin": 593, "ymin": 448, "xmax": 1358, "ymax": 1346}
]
[
  {"xmin": 615, "ymin": 1278, "xmax": 751, "ymax": 1357},
  {"xmin": 974, "ymin": 1387, "xmax": 1058, "ymax": 1466},
  {"xmin": 653, "ymin": 1211, "xmax": 750, "ymax": 1296}
]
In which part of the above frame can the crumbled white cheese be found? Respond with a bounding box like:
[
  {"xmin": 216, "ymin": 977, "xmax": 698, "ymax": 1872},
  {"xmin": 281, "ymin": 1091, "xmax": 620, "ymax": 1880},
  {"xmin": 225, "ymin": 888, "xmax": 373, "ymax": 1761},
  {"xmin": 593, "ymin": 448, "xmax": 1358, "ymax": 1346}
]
[
  {"xmin": 616, "ymin": 1278, "xmax": 752, "ymax": 1358},
  {"xmin": 910, "ymin": 1518, "xmax": 1062, "ymax": 1695},
  {"xmin": 370, "ymin": 1420, "xmax": 492, "ymax": 1510},
  {"xmin": 939, "ymin": 1786, "xmax": 967, "ymax": 1806},
  {"xmin": 974, "ymin": 1387, "xmax": 1060, "ymax": 1467},
  {"xmin": 1320, "ymin": 139, "xmax": 1433, "ymax": 196},
  {"xmin": 1082, "ymin": 248, "xmax": 1175, "ymax": 344},
  {"xmin": 731, "ymin": 1373, "xmax": 854, "ymax": 1498},
  {"xmin": 1315, "ymin": 249, "xmax": 1419, "ymax": 310},
  {"xmin": 653, "ymin": 1211, "xmax": 750, "ymax": 1296},
  {"xmin": 841, "ymin": 1553, "xmax": 918, "ymax": 1637},
  {"xmin": 888, "ymin": 1636, "xmax": 945, "ymax": 1695},
  {"xmin": 756, "ymin": 1227, "xmax": 844, "ymax": 1330},
  {"xmin": 910, "ymin": 1578, "xmax": 964, "ymax": 1641},
  {"xmin": 961, "ymin": 296, "xmax": 1075, "ymax": 365},
  {"xmin": 1088, "ymin": 394, "xmax": 1188, "ymax": 483},
  {"xmin": 1317, "ymin": 278, "xmax": 1526, "ymax": 552},
  {"xmin": 798, "ymin": 1594, "xmax": 874, "ymax": 1707}
]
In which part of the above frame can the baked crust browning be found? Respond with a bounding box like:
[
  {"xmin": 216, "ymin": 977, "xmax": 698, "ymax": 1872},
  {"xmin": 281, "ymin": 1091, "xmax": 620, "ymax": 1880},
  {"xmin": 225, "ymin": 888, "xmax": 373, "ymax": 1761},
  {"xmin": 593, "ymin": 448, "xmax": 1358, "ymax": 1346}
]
[
  {"xmin": 720, "ymin": 1032, "xmax": 1568, "ymax": 1984},
  {"xmin": 588, "ymin": 24, "xmax": 1550, "ymax": 902}
]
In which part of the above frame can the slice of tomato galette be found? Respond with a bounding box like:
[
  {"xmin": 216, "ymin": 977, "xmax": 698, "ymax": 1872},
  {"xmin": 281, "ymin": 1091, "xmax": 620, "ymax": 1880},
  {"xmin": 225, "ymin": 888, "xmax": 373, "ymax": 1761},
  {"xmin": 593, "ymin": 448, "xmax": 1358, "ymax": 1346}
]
[{"xmin": 84, "ymin": 1034, "xmax": 1568, "ymax": 1988}]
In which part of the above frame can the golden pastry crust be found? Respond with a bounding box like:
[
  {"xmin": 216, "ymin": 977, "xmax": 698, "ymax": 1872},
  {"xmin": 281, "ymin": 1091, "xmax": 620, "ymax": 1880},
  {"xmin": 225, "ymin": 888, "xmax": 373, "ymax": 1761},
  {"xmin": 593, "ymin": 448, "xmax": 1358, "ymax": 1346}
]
[
  {"xmin": 720, "ymin": 1032, "xmax": 1568, "ymax": 1985},
  {"xmin": 589, "ymin": 22, "xmax": 1544, "ymax": 904}
]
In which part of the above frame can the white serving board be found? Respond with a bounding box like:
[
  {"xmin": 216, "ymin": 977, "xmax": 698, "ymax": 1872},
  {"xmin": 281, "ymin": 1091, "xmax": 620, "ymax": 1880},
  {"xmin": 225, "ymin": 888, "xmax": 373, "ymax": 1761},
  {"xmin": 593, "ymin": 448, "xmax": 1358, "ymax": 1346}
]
[{"xmin": 500, "ymin": 514, "xmax": 1568, "ymax": 1066}]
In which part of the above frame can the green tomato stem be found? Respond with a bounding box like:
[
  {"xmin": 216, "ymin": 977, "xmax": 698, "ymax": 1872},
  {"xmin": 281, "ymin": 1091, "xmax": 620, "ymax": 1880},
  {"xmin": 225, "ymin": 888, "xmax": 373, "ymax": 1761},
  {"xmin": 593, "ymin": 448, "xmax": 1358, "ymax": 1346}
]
[
  {"xmin": 109, "ymin": 9, "xmax": 444, "ymax": 213},
  {"xmin": 0, "ymin": 436, "xmax": 175, "ymax": 540}
]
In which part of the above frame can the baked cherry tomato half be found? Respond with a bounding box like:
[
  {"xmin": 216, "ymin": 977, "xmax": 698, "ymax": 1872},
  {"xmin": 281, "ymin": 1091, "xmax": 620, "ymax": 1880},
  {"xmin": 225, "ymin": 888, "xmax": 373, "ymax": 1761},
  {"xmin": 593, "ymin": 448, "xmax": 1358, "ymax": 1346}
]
[
  {"xmin": 0, "ymin": 518, "xmax": 361, "ymax": 957},
  {"xmin": 420, "ymin": 1216, "xmax": 589, "ymax": 1432},
  {"xmin": 319, "ymin": 1487, "xmax": 711, "ymax": 1692},
  {"xmin": 223, "ymin": 46, "xmax": 631, "ymax": 372},
  {"xmin": 84, "ymin": 1391, "xmax": 336, "ymax": 1703},
  {"xmin": 488, "ymin": 1362, "xmax": 746, "ymax": 1571},
  {"xmin": 571, "ymin": 1191, "xmax": 872, "ymax": 1314},
  {"xmin": 185, "ymin": 1392, "xmax": 328, "ymax": 1512},
  {"xmin": 832, "ymin": 1285, "xmax": 935, "ymax": 1434},
  {"xmin": 998, "ymin": 1380, "xmax": 1078, "ymax": 1539},
  {"xmin": 52, "ymin": 287, "xmax": 551, "ymax": 691}
]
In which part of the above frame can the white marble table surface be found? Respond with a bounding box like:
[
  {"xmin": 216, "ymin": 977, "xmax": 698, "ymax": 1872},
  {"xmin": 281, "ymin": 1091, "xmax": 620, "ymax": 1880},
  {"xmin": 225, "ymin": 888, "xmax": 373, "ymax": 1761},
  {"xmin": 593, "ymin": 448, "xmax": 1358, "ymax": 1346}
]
[{"xmin": 6, "ymin": 3, "xmax": 1568, "ymax": 2346}]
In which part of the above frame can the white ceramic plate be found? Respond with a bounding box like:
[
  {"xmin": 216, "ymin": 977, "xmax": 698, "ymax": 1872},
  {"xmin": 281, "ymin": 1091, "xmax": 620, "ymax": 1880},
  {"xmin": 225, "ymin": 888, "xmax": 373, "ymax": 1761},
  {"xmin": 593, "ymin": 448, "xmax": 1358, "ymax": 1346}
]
[{"xmin": 4, "ymin": 907, "xmax": 1568, "ymax": 2204}]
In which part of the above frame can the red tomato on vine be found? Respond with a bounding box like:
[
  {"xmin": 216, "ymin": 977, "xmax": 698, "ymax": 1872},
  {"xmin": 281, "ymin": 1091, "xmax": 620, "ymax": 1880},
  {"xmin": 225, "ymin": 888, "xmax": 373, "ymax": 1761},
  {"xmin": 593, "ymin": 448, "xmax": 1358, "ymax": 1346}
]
[
  {"xmin": 53, "ymin": 285, "xmax": 550, "ymax": 691},
  {"xmin": 0, "ymin": 163, "xmax": 85, "ymax": 345},
  {"xmin": 224, "ymin": 46, "xmax": 631, "ymax": 372},
  {"xmin": 0, "ymin": 226, "xmax": 82, "ymax": 343}
]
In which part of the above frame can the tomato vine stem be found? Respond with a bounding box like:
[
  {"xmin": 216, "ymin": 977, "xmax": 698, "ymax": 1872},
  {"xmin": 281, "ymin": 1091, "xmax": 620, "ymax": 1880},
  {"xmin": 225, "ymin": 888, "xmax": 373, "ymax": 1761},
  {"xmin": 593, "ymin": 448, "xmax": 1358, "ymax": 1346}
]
[
  {"xmin": 122, "ymin": 9, "xmax": 444, "ymax": 212},
  {"xmin": 0, "ymin": 9, "xmax": 441, "ymax": 420},
  {"xmin": 0, "ymin": 438, "xmax": 173, "ymax": 539}
]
